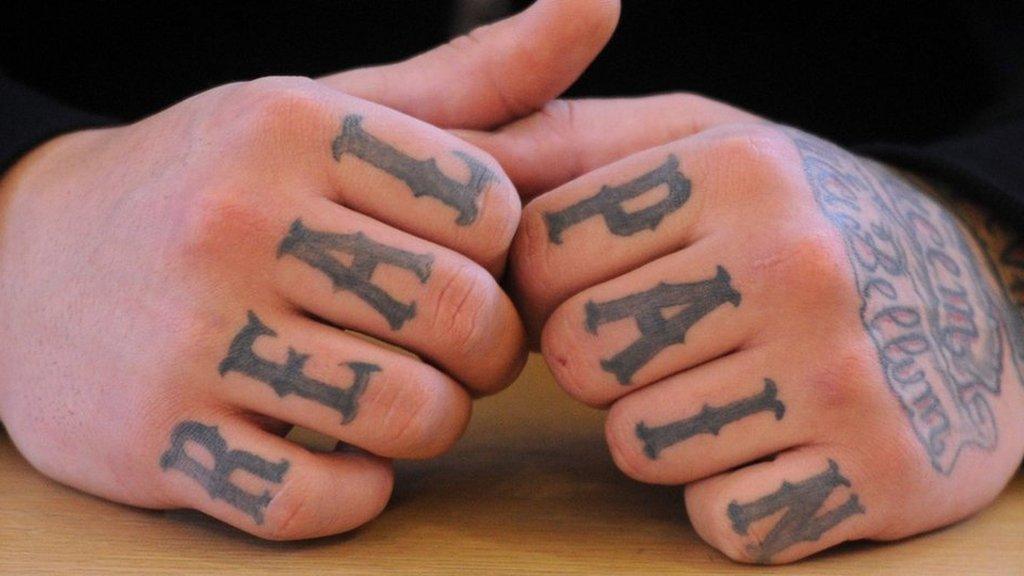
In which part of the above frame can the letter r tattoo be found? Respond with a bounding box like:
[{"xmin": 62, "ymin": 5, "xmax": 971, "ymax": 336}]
[{"xmin": 160, "ymin": 421, "xmax": 289, "ymax": 525}]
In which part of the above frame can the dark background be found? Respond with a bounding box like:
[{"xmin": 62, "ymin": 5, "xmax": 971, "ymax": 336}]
[{"xmin": 4, "ymin": 1, "xmax": 1024, "ymax": 146}]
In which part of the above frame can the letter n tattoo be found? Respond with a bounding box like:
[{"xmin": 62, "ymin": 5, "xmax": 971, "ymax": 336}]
[
  {"xmin": 159, "ymin": 421, "xmax": 289, "ymax": 525},
  {"xmin": 727, "ymin": 459, "xmax": 865, "ymax": 563},
  {"xmin": 545, "ymin": 154, "xmax": 691, "ymax": 244},
  {"xmin": 278, "ymin": 219, "xmax": 433, "ymax": 330},
  {"xmin": 586, "ymin": 266, "xmax": 741, "ymax": 385}
]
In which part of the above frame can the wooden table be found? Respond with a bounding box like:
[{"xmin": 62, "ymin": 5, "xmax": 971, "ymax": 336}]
[{"xmin": 2, "ymin": 355, "xmax": 1022, "ymax": 575}]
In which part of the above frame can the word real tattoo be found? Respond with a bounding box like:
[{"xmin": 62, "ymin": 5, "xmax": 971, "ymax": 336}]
[
  {"xmin": 586, "ymin": 266, "xmax": 741, "ymax": 385},
  {"xmin": 728, "ymin": 459, "xmax": 865, "ymax": 563},
  {"xmin": 278, "ymin": 219, "xmax": 433, "ymax": 330},
  {"xmin": 219, "ymin": 311, "xmax": 380, "ymax": 424},
  {"xmin": 160, "ymin": 421, "xmax": 289, "ymax": 525},
  {"xmin": 545, "ymin": 154, "xmax": 691, "ymax": 244},
  {"xmin": 332, "ymin": 114, "xmax": 494, "ymax": 226},
  {"xmin": 791, "ymin": 130, "xmax": 1012, "ymax": 474},
  {"xmin": 636, "ymin": 379, "xmax": 785, "ymax": 459}
]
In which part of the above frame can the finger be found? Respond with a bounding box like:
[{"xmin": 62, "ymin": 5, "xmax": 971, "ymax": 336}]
[
  {"xmin": 212, "ymin": 310, "xmax": 471, "ymax": 459},
  {"xmin": 320, "ymin": 0, "xmax": 620, "ymax": 129},
  {"xmin": 462, "ymin": 95, "xmax": 758, "ymax": 197},
  {"xmin": 605, "ymin": 349, "xmax": 800, "ymax": 485},
  {"xmin": 273, "ymin": 199, "xmax": 526, "ymax": 396},
  {"xmin": 157, "ymin": 416, "xmax": 393, "ymax": 540},
  {"xmin": 541, "ymin": 236, "xmax": 749, "ymax": 406},
  {"xmin": 221, "ymin": 76, "xmax": 519, "ymax": 274},
  {"xmin": 685, "ymin": 448, "xmax": 872, "ymax": 564},
  {"xmin": 513, "ymin": 126, "xmax": 781, "ymax": 336}
]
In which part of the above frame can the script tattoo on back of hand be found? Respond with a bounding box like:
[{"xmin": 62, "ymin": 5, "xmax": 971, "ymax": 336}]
[
  {"xmin": 637, "ymin": 379, "xmax": 785, "ymax": 459},
  {"xmin": 790, "ymin": 129, "xmax": 1021, "ymax": 474},
  {"xmin": 728, "ymin": 459, "xmax": 865, "ymax": 563},
  {"xmin": 160, "ymin": 421, "xmax": 289, "ymax": 525},
  {"xmin": 219, "ymin": 311, "xmax": 379, "ymax": 424},
  {"xmin": 332, "ymin": 114, "xmax": 494, "ymax": 225},
  {"xmin": 586, "ymin": 266, "xmax": 741, "ymax": 385},
  {"xmin": 545, "ymin": 154, "xmax": 691, "ymax": 244},
  {"xmin": 278, "ymin": 219, "xmax": 433, "ymax": 330}
]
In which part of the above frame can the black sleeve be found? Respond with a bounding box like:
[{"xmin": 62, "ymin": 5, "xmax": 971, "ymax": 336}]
[
  {"xmin": 0, "ymin": 74, "xmax": 114, "ymax": 175},
  {"xmin": 862, "ymin": 100, "xmax": 1024, "ymax": 225}
]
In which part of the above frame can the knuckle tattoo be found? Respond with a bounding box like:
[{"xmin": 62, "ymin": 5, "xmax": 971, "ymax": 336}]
[
  {"xmin": 219, "ymin": 311, "xmax": 379, "ymax": 424},
  {"xmin": 636, "ymin": 379, "xmax": 785, "ymax": 460},
  {"xmin": 585, "ymin": 266, "xmax": 741, "ymax": 385},
  {"xmin": 726, "ymin": 459, "xmax": 865, "ymax": 564},
  {"xmin": 544, "ymin": 154, "xmax": 692, "ymax": 244},
  {"xmin": 159, "ymin": 421, "xmax": 289, "ymax": 526},
  {"xmin": 278, "ymin": 219, "xmax": 433, "ymax": 331},
  {"xmin": 332, "ymin": 114, "xmax": 494, "ymax": 226}
]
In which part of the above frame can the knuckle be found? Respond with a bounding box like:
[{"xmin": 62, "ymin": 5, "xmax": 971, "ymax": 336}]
[
  {"xmin": 178, "ymin": 183, "xmax": 270, "ymax": 259},
  {"xmin": 380, "ymin": 383, "xmax": 433, "ymax": 452},
  {"xmin": 511, "ymin": 207, "xmax": 558, "ymax": 306},
  {"xmin": 755, "ymin": 232, "xmax": 849, "ymax": 304},
  {"xmin": 540, "ymin": 307, "xmax": 604, "ymax": 407},
  {"xmin": 604, "ymin": 404, "xmax": 652, "ymax": 481},
  {"xmin": 688, "ymin": 501, "xmax": 758, "ymax": 564},
  {"xmin": 227, "ymin": 76, "xmax": 323, "ymax": 138},
  {"xmin": 432, "ymin": 263, "xmax": 496, "ymax": 352},
  {"xmin": 262, "ymin": 468, "xmax": 314, "ymax": 540},
  {"xmin": 807, "ymin": 343, "xmax": 879, "ymax": 413},
  {"xmin": 705, "ymin": 125, "xmax": 792, "ymax": 180},
  {"xmin": 470, "ymin": 171, "xmax": 520, "ymax": 268}
]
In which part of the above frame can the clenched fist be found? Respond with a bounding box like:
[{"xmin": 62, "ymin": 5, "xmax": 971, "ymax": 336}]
[
  {"xmin": 469, "ymin": 95, "xmax": 1024, "ymax": 563},
  {"xmin": 0, "ymin": 0, "xmax": 619, "ymax": 539}
]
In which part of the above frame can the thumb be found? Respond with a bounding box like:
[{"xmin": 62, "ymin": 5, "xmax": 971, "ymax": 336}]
[{"xmin": 318, "ymin": 0, "xmax": 620, "ymax": 130}]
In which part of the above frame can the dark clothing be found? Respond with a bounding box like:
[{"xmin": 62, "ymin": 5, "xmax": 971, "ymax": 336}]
[{"xmin": 3, "ymin": 1, "xmax": 1023, "ymax": 221}]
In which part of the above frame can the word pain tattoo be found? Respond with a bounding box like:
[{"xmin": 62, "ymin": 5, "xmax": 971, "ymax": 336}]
[
  {"xmin": 160, "ymin": 421, "xmax": 289, "ymax": 525},
  {"xmin": 545, "ymin": 154, "xmax": 691, "ymax": 244},
  {"xmin": 278, "ymin": 219, "xmax": 433, "ymax": 330},
  {"xmin": 586, "ymin": 266, "xmax": 741, "ymax": 385},
  {"xmin": 637, "ymin": 379, "xmax": 785, "ymax": 459},
  {"xmin": 220, "ymin": 311, "xmax": 380, "ymax": 424},
  {"xmin": 332, "ymin": 114, "xmax": 494, "ymax": 225},
  {"xmin": 728, "ymin": 459, "xmax": 864, "ymax": 563},
  {"xmin": 790, "ymin": 129, "xmax": 1020, "ymax": 474}
]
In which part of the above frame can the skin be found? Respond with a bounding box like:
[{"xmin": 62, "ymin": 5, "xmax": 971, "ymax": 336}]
[
  {"xmin": 465, "ymin": 96, "xmax": 1024, "ymax": 563},
  {"xmin": 0, "ymin": 0, "xmax": 620, "ymax": 540}
]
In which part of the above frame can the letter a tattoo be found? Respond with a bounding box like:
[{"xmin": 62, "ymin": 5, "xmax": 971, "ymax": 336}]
[
  {"xmin": 278, "ymin": 219, "xmax": 433, "ymax": 330},
  {"xmin": 219, "ymin": 311, "xmax": 380, "ymax": 424},
  {"xmin": 586, "ymin": 266, "xmax": 741, "ymax": 384},
  {"xmin": 545, "ymin": 154, "xmax": 691, "ymax": 244},
  {"xmin": 160, "ymin": 421, "xmax": 289, "ymax": 525},
  {"xmin": 637, "ymin": 379, "xmax": 785, "ymax": 459},
  {"xmin": 728, "ymin": 459, "xmax": 865, "ymax": 563},
  {"xmin": 332, "ymin": 114, "xmax": 494, "ymax": 225}
]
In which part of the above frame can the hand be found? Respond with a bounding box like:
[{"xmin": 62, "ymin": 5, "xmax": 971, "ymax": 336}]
[
  {"xmin": 467, "ymin": 95, "xmax": 1024, "ymax": 563},
  {"xmin": 0, "ymin": 0, "xmax": 619, "ymax": 539}
]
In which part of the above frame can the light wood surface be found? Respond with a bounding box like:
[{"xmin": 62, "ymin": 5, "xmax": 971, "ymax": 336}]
[{"xmin": 2, "ymin": 354, "xmax": 1022, "ymax": 575}]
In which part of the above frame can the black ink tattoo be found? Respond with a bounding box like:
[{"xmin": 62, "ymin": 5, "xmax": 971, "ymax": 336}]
[
  {"xmin": 586, "ymin": 266, "xmax": 741, "ymax": 385},
  {"xmin": 332, "ymin": 114, "xmax": 494, "ymax": 226},
  {"xmin": 728, "ymin": 459, "xmax": 864, "ymax": 563},
  {"xmin": 160, "ymin": 421, "xmax": 289, "ymax": 525},
  {"xmin": 219, "ymin": 311, "xmax": 379, "ymax": 424},
  {"xmin": 790, "ymin": 129, "xmax": 1013, "ymax": 474},
  {"xmin": 544, "ymin": 154, "xmax": 691, "ymax": 244},
  {"xmin": 278, "ymin": 219, "xmax": 433, "ymax": 330},
  {"xmin": 636, "ymin": 379, "xmax": 785, "ymax": 460}
]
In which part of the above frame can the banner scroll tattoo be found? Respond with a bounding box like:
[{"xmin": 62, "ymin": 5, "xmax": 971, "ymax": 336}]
[{"xmin": 790, "ymin": 129, "xmax": 1004, "ymax": 474}]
